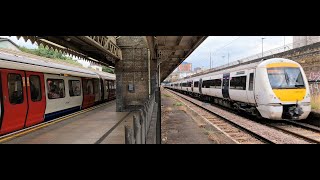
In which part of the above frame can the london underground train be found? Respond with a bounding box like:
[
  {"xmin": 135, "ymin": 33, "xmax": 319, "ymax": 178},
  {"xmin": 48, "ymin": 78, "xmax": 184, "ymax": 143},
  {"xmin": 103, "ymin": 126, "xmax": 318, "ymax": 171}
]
[
  {"xmin": 166, "ymin": 58, "xmax": 311, "ymax": 120},
  {"xmin": 0, "ymin": 49, "xmax": 116, "ymax": 135}
]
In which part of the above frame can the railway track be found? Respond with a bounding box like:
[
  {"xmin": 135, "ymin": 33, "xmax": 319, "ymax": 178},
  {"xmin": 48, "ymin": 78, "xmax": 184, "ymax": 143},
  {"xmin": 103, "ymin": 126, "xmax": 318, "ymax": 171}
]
[
  {"xmin": 266, "ymin": 121, "xmax": 320, "ymax": 144},
  {"xmin": 165, "ymin": 88, "xmax": 311, "ymax": 144},
  {"xmin": 164, "ymin": 90, "xmax": 267, "ymax": 144}
]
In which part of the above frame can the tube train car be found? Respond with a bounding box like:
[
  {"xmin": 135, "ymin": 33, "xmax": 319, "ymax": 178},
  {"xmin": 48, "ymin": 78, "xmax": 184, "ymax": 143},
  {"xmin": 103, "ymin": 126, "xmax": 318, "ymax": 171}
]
[
  {"xmin": 166, "ymin": 58, "xmax": 311, "ymax": 120},
  {"xmin": 0, "ymin": 50, "xmax": 116, "ymax": 135}
]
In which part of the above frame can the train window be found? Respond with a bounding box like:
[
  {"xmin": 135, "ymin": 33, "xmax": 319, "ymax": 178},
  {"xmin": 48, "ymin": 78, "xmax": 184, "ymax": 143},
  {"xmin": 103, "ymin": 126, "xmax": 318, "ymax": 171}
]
[
  {"xmin": 194, "ymin": 81, "xmax": 199, "ymax": 87},
  {"xmin": 202, "ymin": 79, "xmax": 221, "ymax": 88},
  {"xmin": 93, "ymin": 79, "xmax": 100, "ymax": 94},
  {"xmin": 213, "ymin": 79, "xmax": 222, "ymax": 88},
  {"xmin": 8, "ymin": 74, "xmax": 24, "ymax": 104},
  {"xmin": 109, "ymin": 81, "xmax": 115, "ymax": 90},
  {"xmin": 249, "ymin": 73, "xmax": 254, "ymax": 91},
  {"xmin": 104, "ymin": 80, "xmax": 109, "ymax": 90},
  {"xmin": 230, "ymin": 76, "xmax": 247, "ymax": 90},
  {"xmin": 47, "ymin": 79, "xmax": 65, "ymax": 99},
  {"xmin": 68, "ymin": 80, "xmax": 81, "ymax": 97},
  {"xmin": 30, "ymin": 75, "xmax": 42, "ymax": 102},
  {"xmin": 83, "ymin": 79, "xmax": 94, "ymax": 95},
  {"xmin": 267, "ymin": 68, "xmax": 305, "ymax": 89}
]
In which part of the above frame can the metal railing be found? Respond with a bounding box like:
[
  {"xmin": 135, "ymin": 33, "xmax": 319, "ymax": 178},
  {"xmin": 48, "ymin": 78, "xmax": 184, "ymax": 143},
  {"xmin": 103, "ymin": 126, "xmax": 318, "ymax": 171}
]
[{"xmin": 125, "ymin": 93, "xmax": 156, "ymax": 144}]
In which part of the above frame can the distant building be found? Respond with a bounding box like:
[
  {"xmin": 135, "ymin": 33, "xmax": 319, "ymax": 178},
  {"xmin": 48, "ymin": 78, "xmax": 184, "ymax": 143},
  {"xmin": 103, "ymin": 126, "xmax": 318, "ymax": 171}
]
[
  {"xmin": 178, "ymin": 62, "xmax": 192, "ymax": 72},
  {"xmin": 194, "ymin": 67, "xmax": 208, "ymax": 73},
  {"xmin": 293, "ymin": 36, "xmax": 320, "ymax": 48},
  {"xmin": 0, "ymin": 38, "xmax": 21, "ymax": 51}
]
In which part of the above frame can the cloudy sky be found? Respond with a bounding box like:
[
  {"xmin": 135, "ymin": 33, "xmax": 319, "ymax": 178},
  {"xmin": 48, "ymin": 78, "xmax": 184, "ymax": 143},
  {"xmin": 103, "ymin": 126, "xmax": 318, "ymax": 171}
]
[
  {"xmin": 184, "ymin": 36, "xmax": 293, "ymax": 70},
  {"xmin": 1, "ymin": 36, "xmax": 293, "ymax": 70}
]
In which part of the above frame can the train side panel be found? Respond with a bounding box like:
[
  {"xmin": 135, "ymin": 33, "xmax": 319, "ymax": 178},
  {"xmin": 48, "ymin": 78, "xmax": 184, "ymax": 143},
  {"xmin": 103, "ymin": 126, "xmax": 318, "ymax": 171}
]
[{"xmin": 44, "ymin": 74, "xmax": 82, "ymax": 121}]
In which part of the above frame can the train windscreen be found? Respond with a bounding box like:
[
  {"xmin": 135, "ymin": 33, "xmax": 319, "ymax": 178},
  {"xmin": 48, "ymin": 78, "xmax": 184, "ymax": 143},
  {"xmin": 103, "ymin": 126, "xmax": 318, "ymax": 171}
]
[{"xmin": 267, "ymin": 67, "xmax": 305, "ymax": 89}]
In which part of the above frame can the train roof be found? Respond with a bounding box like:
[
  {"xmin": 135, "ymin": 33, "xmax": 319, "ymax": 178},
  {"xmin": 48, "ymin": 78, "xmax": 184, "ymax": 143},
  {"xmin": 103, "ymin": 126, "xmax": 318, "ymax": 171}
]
[
  {"xmin": 92, "ymin": 70, "xmax": 116, "ymax": 80},
  {"xmin": 0, "ymin": 48, "xmax": 99, "ymax": 78},
  {"xmin": 172, "ymin": 58, "xmax": 299, "ymax": 82}
]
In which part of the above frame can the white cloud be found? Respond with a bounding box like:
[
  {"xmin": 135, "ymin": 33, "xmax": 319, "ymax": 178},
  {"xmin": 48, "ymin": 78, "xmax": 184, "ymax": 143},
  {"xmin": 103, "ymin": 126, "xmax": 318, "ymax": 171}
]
[{"xmin": 185, "ymin": 36, "xmax": 293, "ymax": 70}]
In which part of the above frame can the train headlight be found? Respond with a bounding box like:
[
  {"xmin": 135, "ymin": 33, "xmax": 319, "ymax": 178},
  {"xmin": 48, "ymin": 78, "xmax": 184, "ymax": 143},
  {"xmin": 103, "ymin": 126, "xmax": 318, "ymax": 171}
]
[
  {"xmin": 269, "ymin": 103, "xmax": 282, "ymax": 107},
  {"xmin": 300, "ymin": 102, "xmax": 310, "ymax": 106}
]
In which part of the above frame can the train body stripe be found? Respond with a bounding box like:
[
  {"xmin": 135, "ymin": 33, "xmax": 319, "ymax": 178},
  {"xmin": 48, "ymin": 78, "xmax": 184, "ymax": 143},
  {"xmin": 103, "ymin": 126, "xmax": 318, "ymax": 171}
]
[
  {"xmin": 266, "ymin": 63, "xmax": 299, "ymax": 68},
  {"xmin": 273, "ymin": 89, "xmax": 306, "ymax": 102},
  {"xmin": 44, "ymin": 106, "xmax": 81, "ymax": 121}
]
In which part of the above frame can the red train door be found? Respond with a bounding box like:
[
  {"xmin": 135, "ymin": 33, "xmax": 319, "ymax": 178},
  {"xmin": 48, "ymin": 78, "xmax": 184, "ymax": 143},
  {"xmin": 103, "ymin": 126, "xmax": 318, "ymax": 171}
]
[
  {"xmin": 82, "ymin": 78, "xmax": 95, "ymax": 109},
  {"xmin": 0, "ymin": 69, "xmax": 28, "ymax": 135},
  {"xmin": 25, "ymin": 72, "xmax": 46, "ymax": 127}
]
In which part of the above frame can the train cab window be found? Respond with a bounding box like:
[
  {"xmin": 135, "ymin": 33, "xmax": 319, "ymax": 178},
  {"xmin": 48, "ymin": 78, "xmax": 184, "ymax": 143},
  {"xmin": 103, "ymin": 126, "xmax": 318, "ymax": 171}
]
[
  {"xmin": 47, "ymin": 79, "xmax": 65, "ymax": 99},
  {"xmin": 8, "ymin": 74, "xmax": 24, "ymax": 104},
  {"xmin": 30, "ymin": 75, "xmax": 42, "ymax": 101},
  {"xmin": 83, "ymin": 79, "xmax": 94, "ymax": 95},
  {"xmin": 249, "ymin": 73, "xmax": 254, "ymax": 91},
  {"xmin": 69, "ymin": 80, "xmax": 81, "ymax": 96}
]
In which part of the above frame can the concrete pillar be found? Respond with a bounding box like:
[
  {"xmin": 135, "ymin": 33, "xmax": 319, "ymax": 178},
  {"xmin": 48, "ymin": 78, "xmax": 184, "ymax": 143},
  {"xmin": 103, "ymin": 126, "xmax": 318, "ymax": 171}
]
[{"xmin": 116, "ymin": 36, "xmax": 158, "ymax": 112}]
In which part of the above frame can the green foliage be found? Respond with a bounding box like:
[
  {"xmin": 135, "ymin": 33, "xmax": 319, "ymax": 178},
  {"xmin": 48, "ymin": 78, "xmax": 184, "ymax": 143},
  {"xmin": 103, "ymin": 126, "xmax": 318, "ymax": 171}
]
[
  {"xmin": 311, "ymin": 102, "xmax": 320, "ymax": 110},
  {"xmin": 174, "ymin": 102, "xmax": 183, "ymax": 106},
  {"xmin": 19, "ymin": 45, "xmax": 82, "ymax": 66},
  {"xmin": 102, "ymin": 66, "xmax": 114, "ymax": 74}
]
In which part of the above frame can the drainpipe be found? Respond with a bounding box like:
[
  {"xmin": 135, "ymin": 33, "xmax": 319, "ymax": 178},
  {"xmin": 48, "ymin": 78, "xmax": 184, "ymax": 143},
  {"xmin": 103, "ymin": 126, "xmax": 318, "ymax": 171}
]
[{"xmin": 148, "ymin": 48, "xmax": 151, "ymax": 98}]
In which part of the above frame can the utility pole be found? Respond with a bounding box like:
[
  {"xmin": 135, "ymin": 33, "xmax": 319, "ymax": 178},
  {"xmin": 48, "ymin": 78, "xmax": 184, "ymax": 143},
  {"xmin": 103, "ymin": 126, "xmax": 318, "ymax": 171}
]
[
  {"xmin": 210, "ymin": 52, "xmax": 211, "ymax": 69},
  {"xmin": 284, "ymin": 36, "xmax": 286, "ymax": 51},
  {"xmin": 262, "ymin": 37, "xmax": 266, "ymax": 58}
]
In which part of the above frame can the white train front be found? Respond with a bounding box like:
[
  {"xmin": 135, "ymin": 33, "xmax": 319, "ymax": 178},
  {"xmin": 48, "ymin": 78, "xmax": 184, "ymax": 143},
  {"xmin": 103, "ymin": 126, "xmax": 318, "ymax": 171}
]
[{"xmin": 166, "ymin": 58, "xmax": 311, "ymax": 120}]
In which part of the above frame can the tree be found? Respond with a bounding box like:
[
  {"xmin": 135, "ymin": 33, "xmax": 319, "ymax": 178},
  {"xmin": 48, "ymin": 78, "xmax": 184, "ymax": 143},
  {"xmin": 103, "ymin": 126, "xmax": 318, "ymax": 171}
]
[
  {"xmin": 19, "ymin": 45, "xmax": 82, "ymax": 66},
  {"xmin": 102, "ymin": 66, "xmax": 114, "ymax": 74}
]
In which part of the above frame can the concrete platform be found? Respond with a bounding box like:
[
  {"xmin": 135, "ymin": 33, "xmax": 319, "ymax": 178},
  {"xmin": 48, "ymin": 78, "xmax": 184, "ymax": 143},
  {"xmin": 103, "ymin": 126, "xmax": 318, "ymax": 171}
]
[
  {"xmin": 2, "ymin": 101, "xmax": 133, "ymax": 144},
  {"xmin": 161, "ymin": 90, "xmax": 216, "ymax": 144}
]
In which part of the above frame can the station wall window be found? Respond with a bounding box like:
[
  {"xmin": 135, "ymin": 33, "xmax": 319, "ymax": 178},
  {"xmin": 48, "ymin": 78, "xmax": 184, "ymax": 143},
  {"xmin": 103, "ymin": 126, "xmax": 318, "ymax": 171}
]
[
  {"xmin": 30, "ymin": 75, "xmax": 42, "ymax": 102},
  {"xmin": 47, "ymin": 79, "xmax": 65, "ymax": 99},
  {"xmin": 230, "ymin": 76, "xmax": 247, "ymax": 90},
  {"xmin": 8, "ymin": 73, "xmax": 24, "ymax": 104},
  {"xmin": 69, "ymin": 80, "xmax": 81, "ymax": 97}
]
